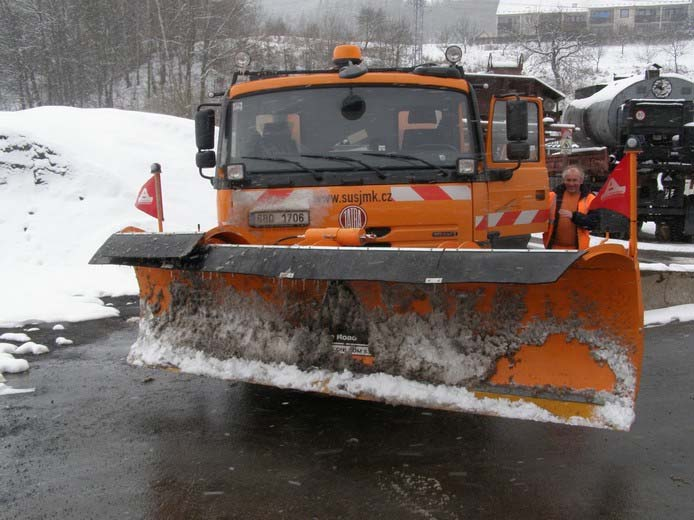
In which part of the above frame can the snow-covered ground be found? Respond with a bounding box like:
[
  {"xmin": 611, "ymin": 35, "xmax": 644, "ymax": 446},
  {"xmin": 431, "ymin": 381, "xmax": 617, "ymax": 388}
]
[
  {"xmin": 0, "ymin": 106, "xmax": 693, "ymax": 399},
  {"xmin": 0, "ymin": 107, "xmax": 216, "ymax": 328},
  {"xmin": 0, "ymin": 107, "xmax": 217, "ymax": 392}
]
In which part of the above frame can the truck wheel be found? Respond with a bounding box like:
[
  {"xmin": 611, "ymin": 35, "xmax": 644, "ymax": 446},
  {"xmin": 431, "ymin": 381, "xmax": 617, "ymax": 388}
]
[
  {"xmin": 493, "ymin": 234, "xmax": 530, "ymax": 249},
  {"xmin": 684, "ymin": 195, "xmax": 694, "ymax": 242},
  {"xmin": 655, "ymin": 222, "xmax": 671, "ymax": 242},
  {"xmin": 669, "ymin": 218, "xmax": 692, "ymax": 243}
]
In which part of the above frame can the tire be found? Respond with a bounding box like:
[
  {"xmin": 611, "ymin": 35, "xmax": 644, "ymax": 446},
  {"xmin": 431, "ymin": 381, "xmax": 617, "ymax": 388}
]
[
  {"xmin": 655, "ymin": 221, "xmax": 671, "ymax": 242},
  {"xmin": 669, "ymin": 218, "xmax": 692, "ymax": 243},
  {"xmin": 493, "ymin": 234, "xmax": 531, "ymax": 249}
]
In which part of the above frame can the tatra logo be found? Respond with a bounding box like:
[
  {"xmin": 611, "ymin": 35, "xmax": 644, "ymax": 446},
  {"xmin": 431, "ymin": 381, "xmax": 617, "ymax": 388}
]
[
  {"xmin": 137, "ymin": 188, "xmax": 154, "ymax": 204},
  {"xmin": 338, "ymin": 205, "xmax": 367, "ymax": 228},
  {"xmin": 600, "ymin": 178, "xmax": 626, "ymax": 201}
]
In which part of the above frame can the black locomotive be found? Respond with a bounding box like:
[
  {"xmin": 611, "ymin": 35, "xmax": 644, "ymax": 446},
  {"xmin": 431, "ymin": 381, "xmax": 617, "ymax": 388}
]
[{"xmin": 561, "ymin": 66, "xmax": 694, "ymax": 241}]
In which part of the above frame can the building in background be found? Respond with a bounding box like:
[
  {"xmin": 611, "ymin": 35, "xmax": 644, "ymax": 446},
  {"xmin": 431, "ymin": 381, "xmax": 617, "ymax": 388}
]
[{"xmin": 497, "ymin": 0, "xmax": 692, "ymax": 37}]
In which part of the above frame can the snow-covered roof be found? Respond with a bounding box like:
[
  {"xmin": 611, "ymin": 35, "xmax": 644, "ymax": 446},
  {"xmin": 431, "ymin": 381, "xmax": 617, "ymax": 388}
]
[
  {"xmin": 570, "ymin": 71, "xmax": 692, "ymax": 109},
  {"xmin": 466, "ymin": 71, "xmax": 566, "ymax": 99},
  {"xmin": 497, "ymin": 0, "xmax": 691, "ymax": 16},
  {"xmin": 497, "ymin": 1, "xmax": 587, "ymax": 15}
]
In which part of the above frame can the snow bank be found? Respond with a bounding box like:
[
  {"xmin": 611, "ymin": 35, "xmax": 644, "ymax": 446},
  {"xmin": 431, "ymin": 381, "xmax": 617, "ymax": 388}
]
[{"xmin": 0, "ymin": 107, "xmax": 217, "ymax": 327}]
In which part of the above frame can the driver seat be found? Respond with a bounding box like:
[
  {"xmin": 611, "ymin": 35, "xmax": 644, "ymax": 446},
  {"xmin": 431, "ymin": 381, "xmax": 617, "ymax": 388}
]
[
  {"xmin": 259, "ymin": 121, "xmax": 297, "ymax": 155},
  {"xmin": 401, "ymin": 128, "xmax": 441, "ymax": 150}
]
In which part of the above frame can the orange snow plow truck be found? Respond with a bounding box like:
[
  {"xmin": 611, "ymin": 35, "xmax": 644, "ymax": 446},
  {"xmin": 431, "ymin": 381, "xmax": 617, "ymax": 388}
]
[{"xmin": 91, "ymin": 46, "xmax": 644, "ymax": 430}]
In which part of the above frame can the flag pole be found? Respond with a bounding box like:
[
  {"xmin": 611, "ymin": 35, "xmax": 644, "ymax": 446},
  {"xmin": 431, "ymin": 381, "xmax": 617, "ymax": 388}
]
[
  {"xmin": 151, "ymin": 162, "xmax": 164, "ymax": 232},
  {"xmin": 625, "ymin": 141, "xmax": 639, "ymax": 260}
]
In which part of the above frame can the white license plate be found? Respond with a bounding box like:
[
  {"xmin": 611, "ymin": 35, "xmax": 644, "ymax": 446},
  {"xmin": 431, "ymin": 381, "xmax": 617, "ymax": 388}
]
[{"xmin": 249, "ymin": 210, "xmax": 309, "ymax": 228}]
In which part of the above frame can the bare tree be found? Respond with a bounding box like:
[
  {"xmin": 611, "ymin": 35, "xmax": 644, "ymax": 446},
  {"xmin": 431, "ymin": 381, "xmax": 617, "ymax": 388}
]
[
  {"xmin": 196, "ymin": 0, "xmax": 258, "ymax": 104},
  {"xmin": 380, "ymin": 16, "xmax": 412, "ymax": 67},
  {"xmin": 317, "ymin": 11, "xmax": 353, "ymax": 64},
  {"xmin": 357, "ymin": 6, "xmax": 386, "ymax": 52},
  {"xmin": 441, "ymin": 17, "xmax": 483, "ymax": 53},
  {"xmin": 592, "ymin": 43, "xmax": 604, "ymax": 73},
  {"xmin": 615, "ymin": 28, "xmax": 631, "ymax": 57},
  {"xmin": 0, "ymin": 0, "xmax": 260, "ymax": 115},
  {"xmin": 295, "ymin": 16, "xmax": 321, "ymax": 70},
  {"xmin": 0, "ymin": 1, "xmax": 40, "ymax": 108},
  {"xmin": 661, "ymin": 30, "xmax": 690, "ymax": 73},
  {"xmin": 517, "ymin": 17, "xmax": 594, "ymax": 91},
  {"xmin": 636, "ymin": 39, "xmax": 659, "ymax": 65}
]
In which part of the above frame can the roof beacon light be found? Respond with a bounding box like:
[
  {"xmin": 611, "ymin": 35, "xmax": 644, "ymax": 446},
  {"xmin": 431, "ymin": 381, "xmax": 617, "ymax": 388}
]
[
  {"xmin": 333, "ymin": 45, "xmax": 362, "ymax": 67},
  {"xmin": 445, "ymin": 45, "xmax": 463, "ymax": 65}
]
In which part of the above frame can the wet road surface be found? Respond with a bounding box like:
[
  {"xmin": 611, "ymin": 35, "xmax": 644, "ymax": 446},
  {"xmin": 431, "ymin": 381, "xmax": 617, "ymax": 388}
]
[{"xmin": 1, "ymin": 298, "xmax": 693, "ymax": 519}]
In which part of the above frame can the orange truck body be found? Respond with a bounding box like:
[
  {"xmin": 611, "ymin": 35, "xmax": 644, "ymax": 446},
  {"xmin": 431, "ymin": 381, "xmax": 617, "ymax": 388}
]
[
  {"xmin": 208, "ymin": 72, "xmax": 550, "ymax": 248},
  {"xmin": 91, "ymin": 47, "xmax": 643, "ymax": 430}
]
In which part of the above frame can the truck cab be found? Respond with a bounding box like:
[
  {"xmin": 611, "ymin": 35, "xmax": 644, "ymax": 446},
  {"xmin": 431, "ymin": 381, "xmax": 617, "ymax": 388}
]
[{"xmin": 196, "ymin": 45, "xmax": 550, "ymax": 248}]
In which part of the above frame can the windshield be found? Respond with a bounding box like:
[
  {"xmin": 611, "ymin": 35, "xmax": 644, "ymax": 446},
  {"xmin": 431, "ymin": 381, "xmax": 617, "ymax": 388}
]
[{"xmin": 222, "ymin": 86, "xmax": 476, "ymax": 180}]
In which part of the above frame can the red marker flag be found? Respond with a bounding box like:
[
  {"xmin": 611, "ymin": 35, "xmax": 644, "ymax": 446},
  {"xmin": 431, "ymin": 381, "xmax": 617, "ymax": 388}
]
[
  {"xmin": 135, "ymin": 175, "xmax": 164, "ymax": 220},
  {"xmin": 589, "ymin": 157, "xmax": 630, "ymax": 218}
]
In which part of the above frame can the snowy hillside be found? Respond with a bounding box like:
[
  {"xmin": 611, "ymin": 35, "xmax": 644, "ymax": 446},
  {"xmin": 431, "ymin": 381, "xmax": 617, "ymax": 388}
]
[
  {"xmin": 424, "ymin": 41, "xmax": 694, "ymax": 101},
  {"xmin": 0, "ymin": 107, "xmax": 216, "ymax": 327}
]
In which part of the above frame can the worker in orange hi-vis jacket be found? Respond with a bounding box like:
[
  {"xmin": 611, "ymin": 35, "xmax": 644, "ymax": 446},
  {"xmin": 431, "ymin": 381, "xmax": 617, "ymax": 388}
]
[{"xmin": 543, "ymin": 165, "xmax": 598, "ymax": 250}]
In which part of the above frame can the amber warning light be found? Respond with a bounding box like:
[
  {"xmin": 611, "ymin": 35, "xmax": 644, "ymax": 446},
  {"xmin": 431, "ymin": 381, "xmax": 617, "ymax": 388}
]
[{"xmin": 333, "ymin": 45, "xmax": 362, "ymax": 67}]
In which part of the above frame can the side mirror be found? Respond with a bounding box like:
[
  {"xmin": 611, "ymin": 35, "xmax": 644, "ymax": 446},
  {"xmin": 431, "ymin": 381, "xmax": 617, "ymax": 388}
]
[
  {"xmin": 195, "ymin": 109, "xmax": 216, "ymax": 150},
  {"xmin": 196, "ymin": 150, "xmax": 216, "ymax": 169},
  {"xmin": 506, "ymin": 142, "xmax": 530, "ymax": 161},
  {"xmin": 506, "ymin": 100, "xmax": 528, "ymax": 141}
]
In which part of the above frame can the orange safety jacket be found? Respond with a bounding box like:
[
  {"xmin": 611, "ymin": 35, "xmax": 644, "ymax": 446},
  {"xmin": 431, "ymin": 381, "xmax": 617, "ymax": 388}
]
[{"xmin": 543, "ymin": 185, "xmax": 596, "ymax": 250}]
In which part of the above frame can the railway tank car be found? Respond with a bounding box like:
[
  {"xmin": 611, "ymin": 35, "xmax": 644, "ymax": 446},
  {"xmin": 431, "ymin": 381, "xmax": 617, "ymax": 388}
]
[{"xmin": 561, "ymin": 67, "xmax": 694, "ymax": 241}]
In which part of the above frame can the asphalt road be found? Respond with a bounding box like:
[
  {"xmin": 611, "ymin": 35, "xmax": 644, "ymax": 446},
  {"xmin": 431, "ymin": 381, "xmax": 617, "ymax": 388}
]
[{"xmin": 1, "ymin": 298, "xmax": 693, "ymax": 520}]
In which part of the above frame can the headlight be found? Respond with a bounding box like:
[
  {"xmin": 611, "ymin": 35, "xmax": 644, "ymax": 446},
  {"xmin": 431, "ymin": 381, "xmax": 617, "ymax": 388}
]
[
  {"xmin": 226, "ymin": 164, "xmax": 246, "ymax": 180},
  {"xmin": 625, "ymin": 136, "xmax": 639, "ymax": 150},
  {"xmin": 445, "ymin": 46, "xmax": 463, "ymax": 64},
  {"xmin": 456, "ymin": 158, "xmax": 476, "ymax": 175}
]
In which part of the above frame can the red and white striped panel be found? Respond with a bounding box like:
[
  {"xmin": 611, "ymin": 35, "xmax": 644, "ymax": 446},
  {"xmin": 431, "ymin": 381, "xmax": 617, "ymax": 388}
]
[
  {"xmin": 475, "ymin": 209, "xmax": 549, "ymax": 230},
  {"xmin": 390, "ymin": 185, "xmax": 471, "ymax": 201},
  {"xmin": 254, "ymin": 188, "xmax": 293, "ymax": 203},
  {"xmin": 238, "ymin": 186, "xmax": 472, "ymax": 204},
  {"xmin": 236, "ymin": 188, "xmax": 306, "ymax": 206}
]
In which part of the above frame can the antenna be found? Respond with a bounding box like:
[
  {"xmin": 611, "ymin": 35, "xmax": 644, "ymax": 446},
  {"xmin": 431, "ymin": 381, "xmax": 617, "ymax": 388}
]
[{"xmin": 412, "ymin": 0, "xmax": 424, "ymax": 65}]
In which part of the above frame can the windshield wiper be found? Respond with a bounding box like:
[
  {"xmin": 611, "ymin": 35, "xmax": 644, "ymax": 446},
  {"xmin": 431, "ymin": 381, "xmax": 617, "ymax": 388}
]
[
  {"xmin": 241, "ymin": 156, "xmax": 323, "ymax": 181},
  {"xmin": 299, "ymin": 154, "xmax": 387, "ymax": 179},
  {"xmin": 361, "ymin": 152, "xmax": 451, "ymax": 178}
]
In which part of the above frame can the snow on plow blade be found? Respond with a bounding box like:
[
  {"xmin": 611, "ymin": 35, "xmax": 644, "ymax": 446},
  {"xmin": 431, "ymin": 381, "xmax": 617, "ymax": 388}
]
[{"xmin": 91, "ymin": 233, "xmax": 644, "ymax": 430}]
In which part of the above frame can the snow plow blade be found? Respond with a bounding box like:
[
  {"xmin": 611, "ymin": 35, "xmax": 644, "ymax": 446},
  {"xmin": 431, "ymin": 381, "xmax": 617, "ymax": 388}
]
[{"xmin": 91, "ymin": 234, "xmax": 643, "ymax": 430}]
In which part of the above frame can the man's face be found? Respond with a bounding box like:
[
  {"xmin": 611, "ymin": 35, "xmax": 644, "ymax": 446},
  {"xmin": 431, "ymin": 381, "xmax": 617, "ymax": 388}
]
[{"xmin": 563, "ymin": 170, "xmax": 582, "ymax": 194}]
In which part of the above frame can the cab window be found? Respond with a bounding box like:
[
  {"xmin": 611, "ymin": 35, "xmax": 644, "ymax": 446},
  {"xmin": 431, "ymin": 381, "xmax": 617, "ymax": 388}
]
[{"xmin": 491, "ymin": 100, "xmax": 539, "ymax": 162}]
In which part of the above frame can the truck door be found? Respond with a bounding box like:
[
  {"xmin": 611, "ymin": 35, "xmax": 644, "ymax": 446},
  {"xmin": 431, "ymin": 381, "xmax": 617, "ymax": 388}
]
[{"xmin": 480, "ymin": 97, "xmax": 550, "ymax": 246}]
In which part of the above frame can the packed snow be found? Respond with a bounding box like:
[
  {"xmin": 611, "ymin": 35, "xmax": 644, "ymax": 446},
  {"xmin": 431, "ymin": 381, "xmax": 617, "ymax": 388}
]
[{"xmin": 129, "ymin": 335, "xmax": 636, "ymax": 430}]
